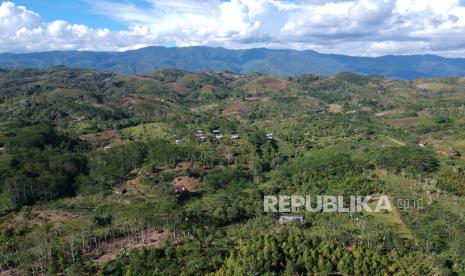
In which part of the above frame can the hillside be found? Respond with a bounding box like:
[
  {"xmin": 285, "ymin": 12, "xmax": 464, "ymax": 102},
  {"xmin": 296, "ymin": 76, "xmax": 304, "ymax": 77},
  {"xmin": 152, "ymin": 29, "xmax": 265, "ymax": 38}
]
[
  {"xmin": 1, "ymin": 68, "xmax": 465, "ymax": 275},
  {"xmin": 2, "ymin": 47, "xmax": 465, "ymax": 79}
]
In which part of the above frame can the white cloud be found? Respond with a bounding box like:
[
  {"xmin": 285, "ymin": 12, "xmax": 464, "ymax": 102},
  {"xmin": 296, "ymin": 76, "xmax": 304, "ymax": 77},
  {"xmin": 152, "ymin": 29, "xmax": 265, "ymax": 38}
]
[
  {"xmin": 0, "ymin": 1, "xmax": 157, "ymax": 52},
  {"xmin": 2, "ymin": 0, "xmax": 465, "ymax": 56}
]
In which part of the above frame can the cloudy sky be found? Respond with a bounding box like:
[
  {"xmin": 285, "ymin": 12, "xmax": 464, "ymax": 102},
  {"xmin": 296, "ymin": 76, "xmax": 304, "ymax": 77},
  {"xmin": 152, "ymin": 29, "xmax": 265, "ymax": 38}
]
[{"xmin": 2, "ymin": 0, "xmax": 465, "ymax": 56}]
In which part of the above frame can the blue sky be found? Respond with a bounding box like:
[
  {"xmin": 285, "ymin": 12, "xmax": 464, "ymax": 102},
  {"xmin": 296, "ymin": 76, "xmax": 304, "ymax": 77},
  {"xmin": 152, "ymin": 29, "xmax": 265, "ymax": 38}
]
[
  {"xmin": 11, "ymin": 0, "xmax": 129, "ymax": 29},
  {"xmin": 2, "ymin": 0, "xmax": 465, "ymax": 57}
]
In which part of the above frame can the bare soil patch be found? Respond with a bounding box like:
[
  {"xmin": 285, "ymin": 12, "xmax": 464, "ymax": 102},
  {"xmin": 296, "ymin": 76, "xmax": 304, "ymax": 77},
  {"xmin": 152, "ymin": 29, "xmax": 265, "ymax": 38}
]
[
  {"xmin": 173, "ymin": 176, "xmax": 200, "ymax": 191},
  {"xmin": 32, "ymin": 210, "xmax": 79, "ymax": 224},
  {"xmin": 393, "ymin": 118, "xmax": 418, "ymax": 127},
  {"xmin": 416, "ymin": 82, "xmax": 429, "ymax": 89},
  {"xmin": 165, "ymin": 79, "xmax": 189, "ymax": 95},
  {"xmin": 243, "ymin": 77, "xmax": 288, "ymax": 93},
  {"xmin": 79, "ymin": 130, "xmax": 124, "ymax": 147},
  {"xmin": 374, "ymin": 109, "xmax": 402, "ymax": 117},
  {"xmin": 417, "ymin": 109, "xmax": 432, "ymax": 116},
  {"xmin": 119, "ymin": 97, "xmax": 137, "ymax": 107},
  {"xmin": 327, "ymin": 104, "xmax": 342, "ymax": 113},
  {"xmin": 133, "ymin": 75, "xmax": 154, "ymax": 81},
  {"xmin": 300, "ymin": 98, "xmax": 320, "ymax": 108},
  {"xmin": 93, "ymin": 231, "xmax": 180, "ymax": 264},
  {"xmin": 223, "ymin": 102, "xmax": 252, "ymax": 116}
]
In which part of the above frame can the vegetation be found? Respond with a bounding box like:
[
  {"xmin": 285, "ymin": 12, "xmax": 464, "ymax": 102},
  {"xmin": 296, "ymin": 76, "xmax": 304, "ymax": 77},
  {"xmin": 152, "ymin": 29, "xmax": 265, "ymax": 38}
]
[{"xmin": 0, "ymin": 67, "xmax": 464, "ymax": 275}]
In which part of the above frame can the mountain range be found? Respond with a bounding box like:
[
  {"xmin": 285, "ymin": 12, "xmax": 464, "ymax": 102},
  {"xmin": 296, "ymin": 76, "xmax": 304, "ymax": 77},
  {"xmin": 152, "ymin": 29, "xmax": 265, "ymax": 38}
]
[{"xmin": 1, "ymin": 46, "xmax": 465, "ymax": 79}]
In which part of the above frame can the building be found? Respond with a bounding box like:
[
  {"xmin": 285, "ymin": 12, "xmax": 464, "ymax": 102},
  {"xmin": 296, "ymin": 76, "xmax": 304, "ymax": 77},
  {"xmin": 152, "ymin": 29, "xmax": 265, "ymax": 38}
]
[
  {"xmin": 145, "ymin": 172, "xmax": 156, "ymax": 178},
  {"xmin": 213, "ymin": 129, "xmax": 221, "ymax": 134},
  {"xmin": 266, "ymin": 133, "xmax": 274, "ymax": 139},
  {"xmin": 173, "ymin": 186, "xmax": 189, "ymax": 198},
  {"xmin": 215, "ymin": 134, "xmax": 224, "ymax": 139},
  {"xmin": 418, "ymin": 139, "xmax": 429, "ymax": 147},
  {"xmin": 231, "ymin": 134, "xmax": 240, "ymax": 139},
  {"xmin": 115, "ymin": 188, "xmax": 127, "ymax": 195},
  {"xmin": 103, "ymin": 145, "xmax": 112, "ymax": 150},
  {"xmin": 175, "ymin": 139, "xmax": 182, "ymax": 144},
  {"xmin": 278, "ymin": 215, "xmax": 303, "ymax": 224}
]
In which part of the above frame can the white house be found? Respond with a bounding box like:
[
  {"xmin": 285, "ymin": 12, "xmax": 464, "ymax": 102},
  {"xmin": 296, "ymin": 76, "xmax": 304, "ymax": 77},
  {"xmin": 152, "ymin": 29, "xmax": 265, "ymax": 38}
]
[{"xmin": 278, "ymin": 215, "xmax": 303, "ymax": 224}]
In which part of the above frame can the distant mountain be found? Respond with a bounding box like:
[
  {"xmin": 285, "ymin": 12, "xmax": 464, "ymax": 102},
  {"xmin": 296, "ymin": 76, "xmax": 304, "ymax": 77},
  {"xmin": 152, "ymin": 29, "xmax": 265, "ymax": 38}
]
[{"xmin": 1, "ymin": 46, "xmax": 465, "ymax": 79}]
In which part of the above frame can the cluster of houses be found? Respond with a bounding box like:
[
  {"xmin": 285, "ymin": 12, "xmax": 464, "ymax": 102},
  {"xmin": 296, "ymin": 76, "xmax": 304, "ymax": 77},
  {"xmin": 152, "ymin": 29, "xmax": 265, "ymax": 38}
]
[
  {"xmin": 172, "ymin": 128, "xmax": 280, "ymax": 145},
  {"xmin": 176, "ymin": 129, "xmax": 241, "ymax": 144},
  {"xmin": 211, "ymin": 129, "xmax": 240, "ymax": 140}
]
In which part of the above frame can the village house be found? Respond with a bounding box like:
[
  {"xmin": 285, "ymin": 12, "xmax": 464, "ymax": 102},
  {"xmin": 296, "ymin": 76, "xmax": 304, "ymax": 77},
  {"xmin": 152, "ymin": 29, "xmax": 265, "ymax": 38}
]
[
  {"xmin": 215, "ymin": 134, "xmax": 224, "ymax": 139},
  {"xmin": 418, "ymin": 139, "xmax": 429, "ymax": 147},
  {"xmin": 231, "ymin": 134, "xmax": 240, "ymax": 139},
  {"xmin": 103, "ymin": 145, "xmax": 112, "ymax": 150},
  {"xmin": 266, "ymin": 133, "xmax": 274, "ymax": 139},
  {"xmin": 448, "ymin": 147, "xmax": 461, "ymax": 159},
  {"xmin": 115, "ymin": 187, "xmax": 127, "ymax": 195},
  {"xmin": 175, "ymin": 139, "xmax": 182, "ymax": 144},
  {"xmin": 145, "ymin": 171, "xmax": 156, "ymax": 178},
  {"xmin": 213, "ymin": 129, "xmax": 221, "ymax": 134},
  {"xmin": 278, "ymin": 215, "xmax": 303, "ymax": 224},
  {"xmin": 173, "ymin": 186, "xmax": 189, "ymax": 198}
]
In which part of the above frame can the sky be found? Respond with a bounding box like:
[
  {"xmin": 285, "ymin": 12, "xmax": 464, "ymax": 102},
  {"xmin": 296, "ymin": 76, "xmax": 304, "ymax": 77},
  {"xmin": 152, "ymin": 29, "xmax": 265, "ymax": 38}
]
[{"xmin": 2, "ymin": 0, "xmax": 465, "ymax": 57}]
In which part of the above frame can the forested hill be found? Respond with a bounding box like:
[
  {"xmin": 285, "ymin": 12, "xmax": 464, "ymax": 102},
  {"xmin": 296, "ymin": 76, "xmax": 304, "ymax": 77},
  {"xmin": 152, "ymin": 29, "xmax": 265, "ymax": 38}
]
[
  {"xmin": 2, "ymin": 46, "xmax": 465, "ymax": 79},
  {"xmin": 2, "ymin": 67, "xmax": 465, "ymax": 274}
]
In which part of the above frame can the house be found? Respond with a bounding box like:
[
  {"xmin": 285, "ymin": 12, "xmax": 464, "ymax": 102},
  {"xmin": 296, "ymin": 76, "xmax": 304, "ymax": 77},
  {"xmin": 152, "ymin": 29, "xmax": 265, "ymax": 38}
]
[
  {"xmin": 195, "ymin": 130, "xmax": 204, "ymax": 135},
  {"xmin": 197, "ymin": 136, "xmax": 206, "ymax": 142},
  {"xmin": 115, "ymin": 188, "xmax": 127, "ymax": 195},
  {"xmin": 418, "ymin": 140, "xmax": 428, "ymax": 147},
  {"xmin": 103, "ymin": 145, "xmax": 112, "ymax": 150},
  {"xmin": 145, "ymin": 172, "xmax": 156, "ymax": 178},
  {"xmin": 266, "ymin": 133, "xmax": 274, "ymax": 139},
  {"xmin": 448, "ymin": 147, "xmax": 461, "ymax": 159},
  {"xmin": 0, "ymin": 147, "xmax": 5, "ymax": 152},
  {"xmin": 215, "ymin": 134, "xmax": 224, "ymax": 139},
  {"xmin": 231, "ymin": 134, "xmax": 240, "ymax": 139},
  {"xmin": 175, "ymin": 139, "xmax": 182, "ymax": 144},
  {"xmin": 213, "ymin": 129, "xmax": 221, "ymax": 134},
  {"xmin": 173, "ymin": 186, "xmax": 189, "ymax": 197},
  {"xmin": 278, "ymin": 215, "xmax": 303, "ymax": 224}
]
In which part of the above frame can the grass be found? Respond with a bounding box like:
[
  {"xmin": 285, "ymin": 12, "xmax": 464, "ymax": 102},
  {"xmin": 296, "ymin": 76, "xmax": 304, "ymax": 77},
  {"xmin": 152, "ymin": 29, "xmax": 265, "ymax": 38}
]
[
  {"xmin": 365, "ymin": 197, "xmax": 415, "ymax": 241},
  {"xmin": 120, "ymin": 123, "xmax": 168, "ymax": 140}
]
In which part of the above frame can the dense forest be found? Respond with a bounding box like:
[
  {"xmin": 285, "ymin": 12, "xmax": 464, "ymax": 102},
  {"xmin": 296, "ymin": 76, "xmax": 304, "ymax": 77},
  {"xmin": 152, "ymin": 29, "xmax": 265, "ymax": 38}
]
[{"xmin": 1, "ymin": 67, "xmax": 465, "ymax": 275}]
